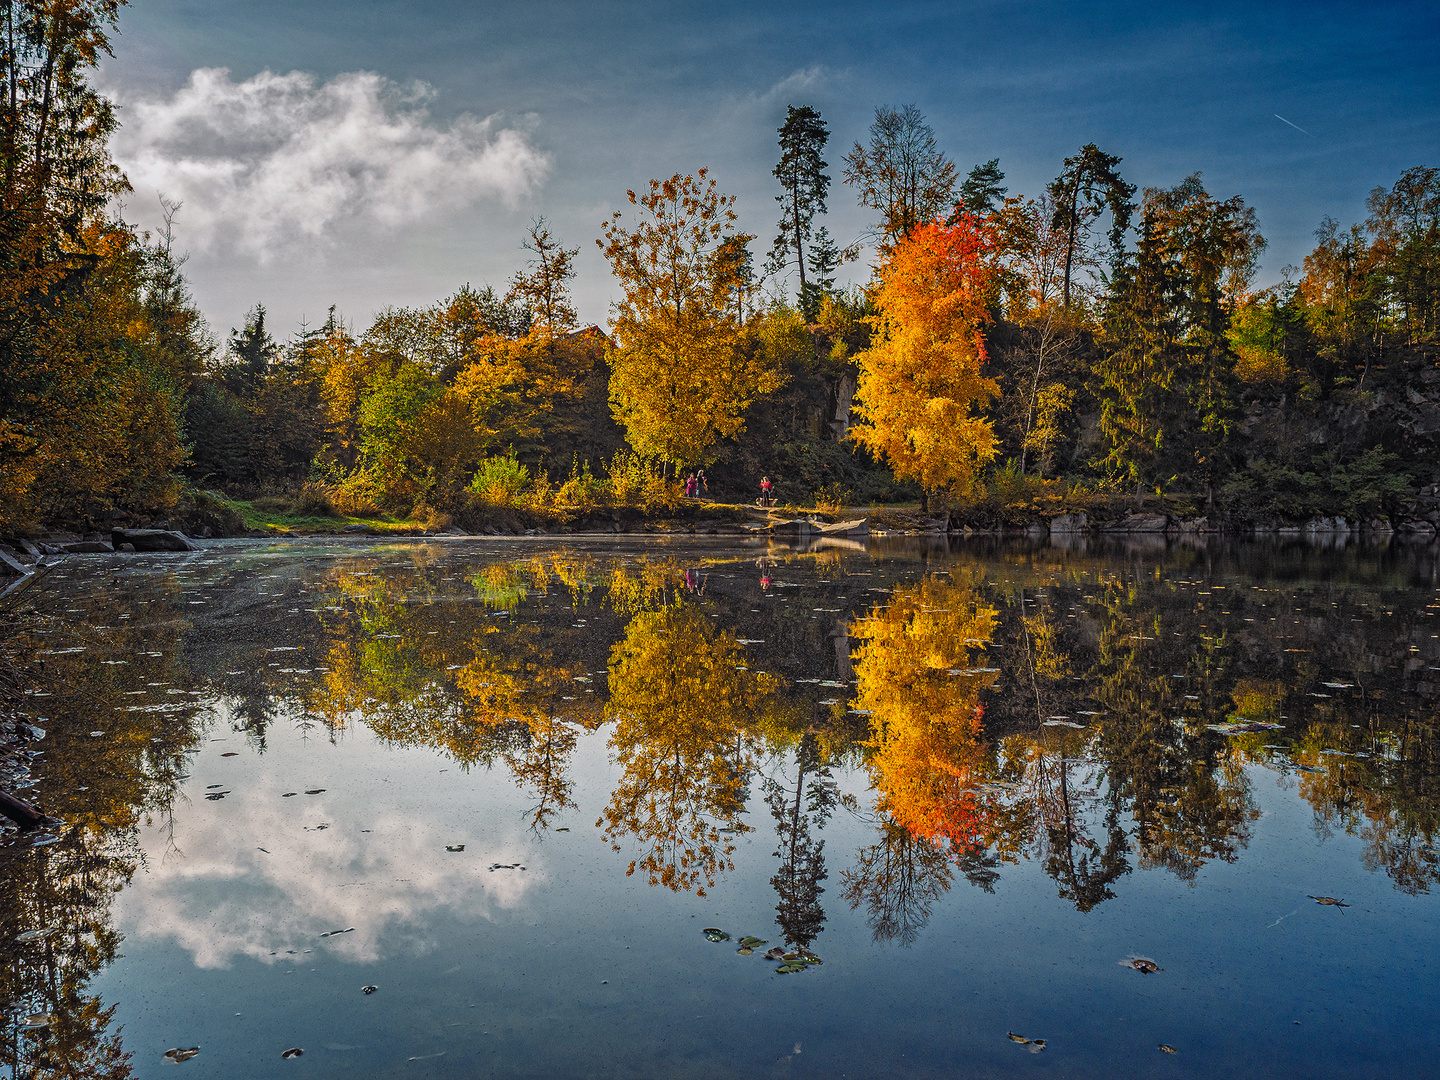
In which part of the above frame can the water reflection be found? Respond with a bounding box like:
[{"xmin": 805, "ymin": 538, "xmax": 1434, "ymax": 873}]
[{"xmin": 7, "ymin": 539, "xmax": 1440, "ymax": 1072}]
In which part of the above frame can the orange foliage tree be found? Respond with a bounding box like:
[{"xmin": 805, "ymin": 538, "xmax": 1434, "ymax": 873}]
[{"xmin": 850, "ymin": 218, "xmax": 1000, "ymax": 503}]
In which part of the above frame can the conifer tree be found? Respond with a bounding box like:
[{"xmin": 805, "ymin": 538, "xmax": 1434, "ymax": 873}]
[{"xmin": 767, "ymin": 105, "xmax": 831, "ymax": 318}]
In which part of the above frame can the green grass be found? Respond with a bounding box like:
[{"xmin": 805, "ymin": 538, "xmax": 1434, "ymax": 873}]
[{"xmin": 225, "ymin": 497, "xmax": 422, "ymax": 535}]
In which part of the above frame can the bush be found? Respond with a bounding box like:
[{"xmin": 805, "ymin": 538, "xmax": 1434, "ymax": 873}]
[
  {"xmin": 812, "ymin": 481, "xmax": 852, "ymax": 513},
  {"xmin": 555, "ymin": 458, "xmax": 608, "ymax": 510},
  {"xmin": 295, "ymin": 481, "xmax": 336, "ymax": 517},
  {"xmin": 470, "ymin": 453, "xmax": 530, "ymax": 505},
  {"xmin": 331, "ymin": 472, "xmax": 385, "ymax": 517}
]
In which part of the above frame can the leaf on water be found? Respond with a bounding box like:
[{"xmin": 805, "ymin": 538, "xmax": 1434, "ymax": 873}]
[
  {"xmin": 282, "ymin": 793, "xmax": 297, "ymax": 797},
  {"xmin": 304, "ymin": 789, "xmax": 325, "ymax": 795},
  {"xmin": 1159, "ymin": 1044, "xmax": 1178, "ymax": 1054},
  {"xmin": 1030, "ymin": 1039, "xmax": 1047, "ymax": 1053},
  {"xmin": 1308, "ymin": 895, "xmax": 1349, "ymax": 908},
  {"xmin": 446, "ymin": 845, "xmax": 465, "ymax": 852},
  {"xmin": 319, "ymin": 927, "xmax": 356, "ymax": 938},
  {"xmin": 1121, "ymin": 957, "xmax": 1161, "ymax": 973},
  {"xmin": 204, "ymin": 792, "xmax": 229, "ymax": 801},
  {"xmin": 1007, "ymin": 1032, "xmax": 1030, "ymax": 1044},
  {"xmin": 29, "ymin": 833, "xmax": 59, "ymax": 847},
  {"xmin": 20, "ymin": 1014, "xmax": 53, "ymax": 1030},
  {"xmin": 737, "ymin": 947, "xmax": 753, "ymax": 955},
  {"xmin": 555, "ymin": 827, "xmax": 570, "ymax": 832},
  {"xmin": 765, "ymin": 947, "xmax": 785, "ymax": 960},
  {"xmin": 739, "ymin": 936, "xmax": 766, "ymax": 947},
  {"xmin": 776, "ymin": 962, "xmax": 806, "ymax": 973},
  {"xmin": 221, "ymin": 752, "xmax": 238, "ymax": 758},
  {"xmin": 703, "ymin": 928, "xmax": 731, "ymax": 942},
  {"xmin": 15, "ymin": 928, "xmax": 56, "ymax": 944},
  {"xmin": 164, "ymin": 1047, "xmax": 200, "ymax": 1063},
  {"xmin": 281, "ymin": 1047, "xmax": 304, "ymax": 1059},
  {"xmin": 361, "ymin": 985, "xmax": 378, "ymax": 995},
  {"xmin": 89, "ymin": 731, "xmax": 106, "ymax": 737}
]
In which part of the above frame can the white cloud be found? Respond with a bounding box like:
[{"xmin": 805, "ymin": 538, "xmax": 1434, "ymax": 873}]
[
  {"xmin": 116, "ymin": 782, "xmax": 540, "ymax": 969},
  {"xmin": 108, "ymin": 68, "xmax": 551, "ymax": 262}
]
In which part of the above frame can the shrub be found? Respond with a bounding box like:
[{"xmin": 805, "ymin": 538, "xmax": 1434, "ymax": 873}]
[
  {"xmin": 812, "ymin": 481, "xmax": 852, "ymax": 513},
  {"xmin": 295, "ymin": 481, "xmax": 336, "ymax": 517},
  {"xmin": 470, "ymin": 453, "xmax": 530, "ymax": 505}
]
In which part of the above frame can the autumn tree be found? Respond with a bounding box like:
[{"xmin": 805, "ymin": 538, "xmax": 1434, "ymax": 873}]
[
  {"xmin": 766, "ymin": 105, "xmax": 832, "ymax": 318},
  {"xmin": 849, "ymin": 218, "xmax": 1000, "ymax": 506},
  {"xmin": 506, "ymin": 216, "xmax": 578, "ymax": 342},
  {"xmin": 842, "ymin": 105, "xmax": 958, "ymax": 256},
  {"xmin": 1047, "ymin": 143, "xmax": 1136, "ymax": 306},
  {"xmin": 598, "ymin": 170, "xmax": 786, "ymax": 470}
]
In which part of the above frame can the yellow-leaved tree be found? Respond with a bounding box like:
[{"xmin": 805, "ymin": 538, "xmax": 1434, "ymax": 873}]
[
  {"xmin": 598, "ymin": 170, "xmax": 786, "ymax": 470},
  {"xmin": 850, "ymin": 218, "xmax": 1000, "ymax": 506}
]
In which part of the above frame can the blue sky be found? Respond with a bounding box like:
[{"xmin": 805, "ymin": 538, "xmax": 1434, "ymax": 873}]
[{"xmin": 98, "ymin": 0, "xmax": 1439, "ymax": 339}]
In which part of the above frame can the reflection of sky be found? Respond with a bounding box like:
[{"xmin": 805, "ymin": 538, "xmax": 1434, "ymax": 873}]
[
  {"xmin": 58, "ymin": 541, "xmax": 1440, "ymax": 1077},
  {"xmin": 117, "ymin": 706, "xmax": 542, "ymax": 969}
]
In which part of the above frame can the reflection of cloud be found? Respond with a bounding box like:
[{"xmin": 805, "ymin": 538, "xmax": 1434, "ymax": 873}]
[
  {"xmin": 108, "ymin": 68, "xmax": 551, "ymax": 262},
  {"xmin": 117, "ymin": 782, "xmax": 539, "ymax": 969}
]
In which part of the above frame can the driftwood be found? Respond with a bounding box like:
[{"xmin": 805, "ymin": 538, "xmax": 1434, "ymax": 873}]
[{"xmin": 0, "ymin": 790, "xmax": 44, "ymax": 830}]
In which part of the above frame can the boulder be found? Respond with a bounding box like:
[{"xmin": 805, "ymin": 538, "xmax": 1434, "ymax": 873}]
[
  {"xmin": 343, "ymin": 523, "xmax": 369, "ymax": 533},
  {"xmin": 61, "ymin": 541, "xmax": 113, "ymax": 553},
  {"xmin": 109, "ymin": 529, "xmax": 194, "ymax": 552},
  {"xmin": 1049, "ymin": 512, "xmax": 1087, "ymax": 533},
  {"xmin": 1105, "ymin": 513, "xmax": 1170, "ymax": 533},
  {"xmin": 1363, "ymin": 518, "xmax": 1394, "ymax": 534}
]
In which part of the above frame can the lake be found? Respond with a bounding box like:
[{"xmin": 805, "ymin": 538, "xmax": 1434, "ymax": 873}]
[{"xmin": 5, "ymin": 535, "xmax": 1438, "ymax": 1078}]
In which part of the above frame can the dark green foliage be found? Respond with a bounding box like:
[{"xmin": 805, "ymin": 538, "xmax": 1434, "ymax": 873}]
[
  {"xmin": 768, "ymin": 105, "xmax": 832, "ymax": 318},
  {"xmin": 956, "ymin": 158, "xmax": 1007, "ymax": 217}
]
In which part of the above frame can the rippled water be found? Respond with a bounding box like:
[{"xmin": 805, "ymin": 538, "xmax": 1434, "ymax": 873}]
[{"xmin": 5, "ymin": 536, "xmax": 1439, "ymax": 1077}]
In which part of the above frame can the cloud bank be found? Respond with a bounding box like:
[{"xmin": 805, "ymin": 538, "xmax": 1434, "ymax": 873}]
[{"xmin": 109, "ymin": 68, "xmax": 551, "ymax": 261}]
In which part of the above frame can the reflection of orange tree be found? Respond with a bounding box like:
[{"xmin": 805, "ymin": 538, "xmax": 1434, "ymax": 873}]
[
  {"xmin": 851, "ymin": 576, "xmax": 999, "ymax": 854},
  {"xmin": 842, "ymin": 577, "xmax": 1009, "ymax": 939},
  {"xmin": 600, "ymin": 604, "xmax": 781, "ymax": 895}
]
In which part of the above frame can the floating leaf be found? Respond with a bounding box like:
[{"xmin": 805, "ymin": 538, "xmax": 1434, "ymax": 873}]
[
  {"xmin": 446, "ymin": 845, "xmax": 465, "ymax": 852},
  {"xmin": 738, "ymin": 936, "xmax": 766, "ymax": 948},
  {"xmin": 89, "ymin": 731, "xmax": 106, "ymax": 737},
  {"xmin": 764, "ymin": 947, "xmax": 786, "ymax": 960},
  {"xmin": 281, "ymin": 793, "xmax": 297, "ymax": 798},
  {"xmin": 1121, "ymin": 957, "xmax": 1161, "ymax": 974},
  {"xmin": 281, "ymin": 1047, "xmax": 304, "ymax": 1059},
  {"xmin": 737, "ymin": 947, "xmax": 753, "ymax": 955},
  {"xmin": 703, "ymin": 928, "xmax": 731, "ymax": 942},
  {"xmin": 1159, "ymin": 1044, "xmax": 1178, "ymax": 1054},
  {"xmin": 304, "ymin": 789, "xmax": 325, "ymax": 795},
  {"xmin": 28, "ymin": 833, "xmax": 59, "ymax": 846},
  {"xmin": 361, "ymin": 985, "xmax": 378, "ymax": 995},
  {"xmin": 776, "ymin": 962, "xmax": 806, "ymax": 973},
  {"xmin": 164, "ymin": 1047, "xmax": 200, "ymax": 1062},
  {"xmin": 15, "ymin": 928, "xmax": 56, "ymax": 944},
  {"xmin": 1008, "ymin": 1033, "xmax": 1030, "ymax": 1045},
  {"xmin": 1308, "ymin": 895, "xmax": 1349, "ymax": 908},
  {"xmin": 319, "ymin": 927, "xmax": 355, "ymax": 938},
  {"xmin": 204, "ymin": 792, "xmax": 229, "ymax": 801},
  {"xmin": 20, "ymin": 1014, "xmax": 53, "ymax": 1030},
  {"xmin": 221, "ymin": 752, "xmax": 238, "ymax": 758},
  {"xmin": 1030, "ymin": 1039, "xmax": 1047, "ymax": 1053}
]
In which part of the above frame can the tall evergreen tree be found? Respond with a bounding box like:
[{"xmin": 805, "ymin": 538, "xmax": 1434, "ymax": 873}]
[
  {"xmin": 956, "ymin": 158, "xmax": 1007, "ymax": 217},
  {"xmin": 1047, "ymin": 144, "xmax": 1136, "ymax": 306},
  {"xmin": 767, "ymin": 105, "xmax": 831, "ymax": 318}
]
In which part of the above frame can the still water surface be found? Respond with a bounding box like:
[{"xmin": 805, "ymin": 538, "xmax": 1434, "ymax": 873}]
[{"xmin": 7, "ymin": 537, "xmax": 1440, "ymax": 1077}]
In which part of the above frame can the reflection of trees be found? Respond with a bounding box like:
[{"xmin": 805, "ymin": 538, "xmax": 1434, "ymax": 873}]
[
  {"xmin": 841, "ymin": 818, "xmax": 954, "ymax": 946},
  {"xmin": 843, "ymin": 576, "xmax": 1002, "ymax": 940},
  {"xmin": 1294, "ymin": 717, "xmax": 1440, "ymax": 895},
  {"xmin": 1091, "ymin": 588, "xmax": 1259, "ymax": 884},
  {"xmin": 763, "ymin": 728, "xmax": 837, "ymax": 948},
  {"xmin": 600, "ymin": 604, "xmax": 779, "ymax": 896}
]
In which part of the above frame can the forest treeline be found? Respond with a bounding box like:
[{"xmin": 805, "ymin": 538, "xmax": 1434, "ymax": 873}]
[{"xmin": 2, "ymin": 2, "xmax": 1438, "ymax": 532}]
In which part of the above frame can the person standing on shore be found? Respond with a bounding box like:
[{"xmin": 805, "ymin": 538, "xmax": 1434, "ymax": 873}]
[{"xmin": 759, "ymin": 476, "xmax": 773, "ymax": 506}]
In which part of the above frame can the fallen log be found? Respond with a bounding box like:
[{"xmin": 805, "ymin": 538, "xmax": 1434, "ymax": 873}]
[{"xmin": 0, "ymin": 789, "xmax": 44, "ymax": 830}]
